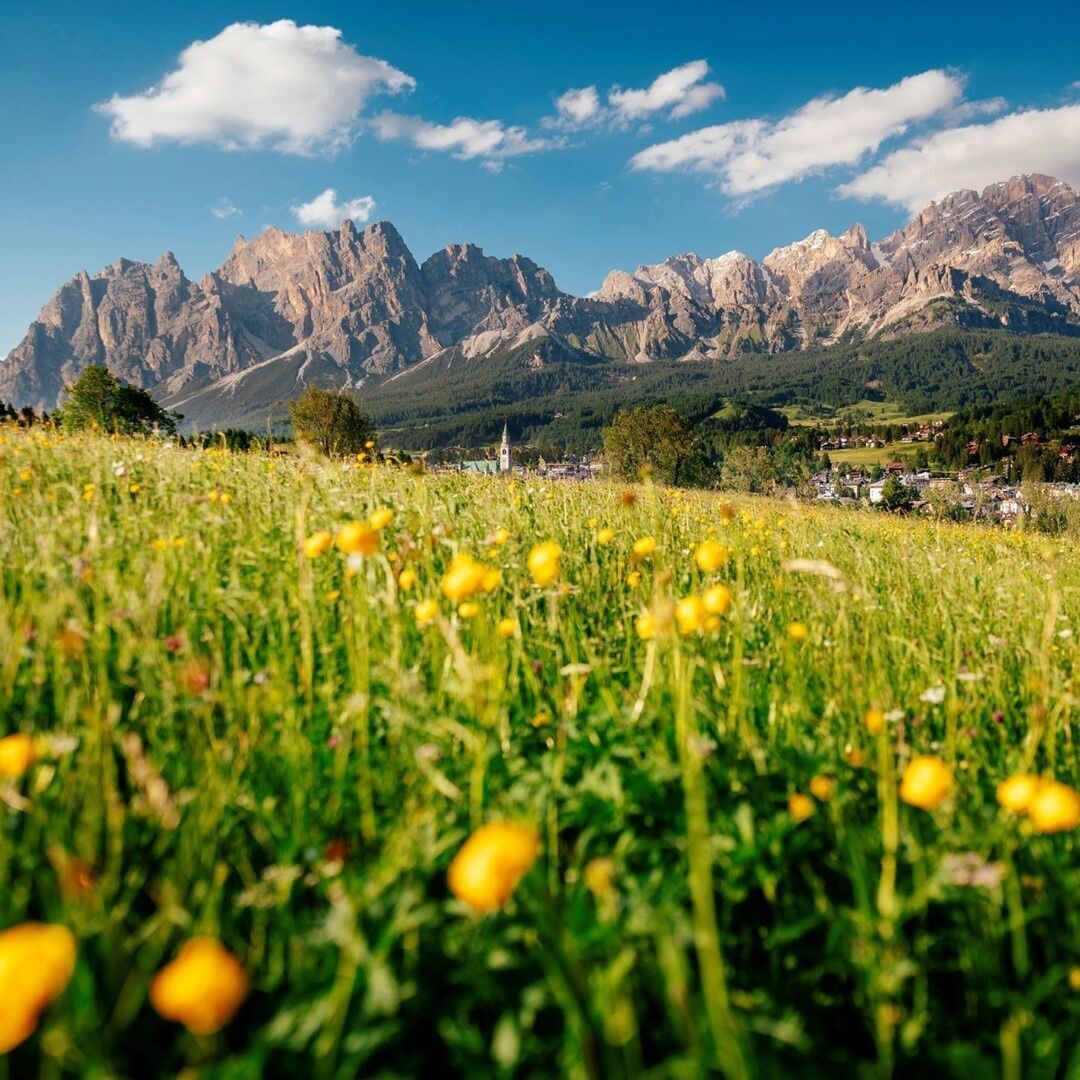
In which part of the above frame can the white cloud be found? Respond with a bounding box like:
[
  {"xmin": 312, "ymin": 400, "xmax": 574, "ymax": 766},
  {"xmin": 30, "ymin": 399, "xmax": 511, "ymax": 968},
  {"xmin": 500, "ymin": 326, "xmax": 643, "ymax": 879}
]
[
  {"xmin": 548, "ymin": 86, "xmax": 602, "ymax": 128},
  {"xmin": 210, "ymin": 197, "xmax": 241, "ymax": 219},
  {"xmin": 291, "ymin": 188, "xmax": 377, "ymax": 228},
  {"xmin": 946, "ymin": 96, "xmax": 1008, "ymax": 121},
  {"xmin": 96, "ymin": 20, "xmax": 414, "ymax": 154},
  {"xmin": 838, "ymin": 104, "xmax": 1080, "ymax": 210},
  {"xmin": 609, "ymin": 61, "xmax": 724, "ymax": 122},
  {"xmin": 372, "ymin": 112, "xmax": 551, "ymax": 169},
  {"xmin": 630, "ymin": 69, "xmax": 962, "ymax": 196}
]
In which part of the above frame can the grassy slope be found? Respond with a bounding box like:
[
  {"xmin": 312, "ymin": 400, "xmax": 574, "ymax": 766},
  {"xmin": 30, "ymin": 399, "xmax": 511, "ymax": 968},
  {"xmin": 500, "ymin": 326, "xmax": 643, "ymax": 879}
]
[
  {"xmin": 780, "ymin": 400, "xmax": 956, "ymax": 427},
  {"xmin": 1, "ymin": 430, "xmax": 1078, "ymax": 1076},
  {"xmin": 825, "ymin": 442, "xmax": 920, "ymax": 466}
]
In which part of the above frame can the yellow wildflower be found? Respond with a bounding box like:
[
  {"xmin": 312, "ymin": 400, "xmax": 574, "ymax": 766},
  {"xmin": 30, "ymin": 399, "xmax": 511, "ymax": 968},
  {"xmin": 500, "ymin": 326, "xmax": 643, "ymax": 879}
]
[
  {"xmin": 527, "ymin": 541, "xmax": 562, "ymax": 587},
  {"xmin": 864, "ymin": 706, "xmax": 886, "ymax": 735},
  {"xmin": 448, "ymin": 822, "xmax": 539, "ymax": 913},
  {"xmin": 441, "ymin": 552, "xmax": 492, "ymax": 601},
  {"xmin": 703, "ymin": 584, "xmax": 731, "ymax": 615},
  {"xmin": 996, "ymin": 774, "xmax": 1041, "ymax": 815},
  {"xmin": 789, "ymin": 793, "xmax": 815, "ymax": 822},
  {"xmin": 304, "ymin": 530, "xmax": 334, "ymax": 559},
  {"xmin": 415, "ymin": 599, "xmax": 439, "ymax": 625},
  {"xmin": 0, "ymin": 923, "xmax": 77, "ymax": 1052},
  {"xmin": 694, "ymin": 540, "xmax": 729, "ymax": 572},
  {"xmin": 899, "ymin": 756, "xmax": 952, "ymax": 810},
  {"xmin": 675, "ymin": 595, "xmax": 708, "ymax": 636},
  {"xmin": 335, "ymin": 522, "xmax": 379, "ymax": 557},
  {"xmin": 0, "ymin": 733, "xmax": 37, "ymax": 780},
  {"xmin": 583, "ymin": 856, "xmax": 616, "ymax": 900},
  {"xmin": 149, "ymin": 938, "xmax": 248, "ymax": 1035},
  {"xmin": 1028, "ymin": 781, "xmax": 1080, "ymax": 833}
]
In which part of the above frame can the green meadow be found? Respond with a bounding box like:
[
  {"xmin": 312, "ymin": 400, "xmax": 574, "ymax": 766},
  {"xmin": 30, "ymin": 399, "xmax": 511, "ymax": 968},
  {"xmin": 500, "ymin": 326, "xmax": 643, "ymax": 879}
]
[{"xmin": 1, "ymin": 428, "xmax": 1077, "ymax": 1077}]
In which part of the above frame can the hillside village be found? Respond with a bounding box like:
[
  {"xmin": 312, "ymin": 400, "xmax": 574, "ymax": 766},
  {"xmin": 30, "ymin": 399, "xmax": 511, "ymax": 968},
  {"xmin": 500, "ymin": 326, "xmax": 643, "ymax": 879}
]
[{"xmin": 438, "ymin": 401, "xmax": 1080, "ymax": 529}]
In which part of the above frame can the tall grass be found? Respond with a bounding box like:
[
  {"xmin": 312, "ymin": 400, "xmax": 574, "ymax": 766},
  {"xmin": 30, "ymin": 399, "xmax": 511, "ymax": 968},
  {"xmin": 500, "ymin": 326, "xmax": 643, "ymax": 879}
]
[{"xmin": 1, "ymin": 427, "xmax": 1077, "ymax": 1076}]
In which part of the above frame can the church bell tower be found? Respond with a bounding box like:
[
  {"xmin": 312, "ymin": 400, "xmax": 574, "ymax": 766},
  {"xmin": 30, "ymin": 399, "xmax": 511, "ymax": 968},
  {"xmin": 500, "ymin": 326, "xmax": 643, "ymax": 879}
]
[{"xmin": 499, "ymin": 422, "xmax": 511, "ymax": 474}]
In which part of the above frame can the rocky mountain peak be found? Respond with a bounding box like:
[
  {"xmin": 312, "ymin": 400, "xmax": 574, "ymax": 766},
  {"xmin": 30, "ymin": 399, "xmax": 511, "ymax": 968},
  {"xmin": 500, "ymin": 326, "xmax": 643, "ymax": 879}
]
[{"xmin": 3, "ymin": 174, "xmax": 1079, "ymax": 428}]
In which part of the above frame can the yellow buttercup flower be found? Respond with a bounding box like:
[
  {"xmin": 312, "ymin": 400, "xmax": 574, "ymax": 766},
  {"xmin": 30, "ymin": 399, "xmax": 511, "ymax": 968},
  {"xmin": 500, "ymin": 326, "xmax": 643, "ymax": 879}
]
[
  {"xmin": 703, "ymin": 584, "xmax": 731, "ymax": 616},
  {"xmin": 788, "ymin": 793, "xmax": 815, "ymax": 822},
  {"xmin": 635, "ymin": 612, "xmax": 656, "ymax": 640},
  {"xmin": 149, "ymin": 937, "xmax": 249, "ymax": 1035},
  {"xmin": 694, "ymin": 540, "xmax": 729, "ymax": 572},
  {"xmin": 787, "ymin": 621, "xmax": 810, "ymax": 642},
  {"xmin": 497, "ymin": 617, "xmax": 518, "ymax": 639},
  {"xmin": 492, "ymin": 527, "xmax": 511, "ymax": 546},
  {"xmin": 0, "ymin": 733, "xmax": 37, "ymax": 780},
  {"xmin": 626, "ymin": 570, "xmax": 642, "ymax": 588},
  {"xmin": 583, "ymin": 856, "xmax": 616, "ymax": 900},
  {"xmin": 368, "ymin": 507, "xmax": 394, "ymax": 531},
  {"xmin": 595, "ymin": 527, "xmax": 615, "ymax": 546},
  {"xmin": 864, "ymin": 706, "xmax": 886, "ymax": 735},
  {"xmin": 527, "ymin": 541, "xmax": 562, "ymax": 587},
  {"xmin": 415, "ymin": 599, "xmax": 439, "ymax": 625},
  {"xmin": 996, "ymin": 774, "xmax": 1041, "ymax": 815},
  {"xmin": 809, "ymin": 775, "xmax": 836, "ymax": 801},
  {"xmin": 675, "ymin": 595, "xmax": 708, "ymax": 636},
  {"xmin": 304, "ymin": 530, "xmax": 334, "ymax": 559},
  {"xmin": 441, "ymin": 552, "xmax": 493, "ymax": 601},
  {"xmin": 335, "ymin": 522, "xmax": 379, "ymax": 557},
  {"xmin": 0, "ymin": 922, "xmax": 77, "ymax": 1053},
  {"xmin": 458, "ymin": 601, "xmax": 480, "ymax": 619},
  {"xmin": 1027, "ymin": 781, "xmax": 1080, "ymax": 833},
  {"xmin": 448, "ymin": 822, "xmax": 540, "ymax": 912},
  {"xmin": 844, "ymin": 746, "xmax": 867, "ymax": 769},
  {"xmin": 899, "ymin": 756, "xmax": 952, "ymax": 810},
  {"xmin": 631, "ymin": 535, "xmax": 656, "ymax": 561},
  {"xmin": 397, "ymin": 568, "xmax": 418, "ymax": 590}
]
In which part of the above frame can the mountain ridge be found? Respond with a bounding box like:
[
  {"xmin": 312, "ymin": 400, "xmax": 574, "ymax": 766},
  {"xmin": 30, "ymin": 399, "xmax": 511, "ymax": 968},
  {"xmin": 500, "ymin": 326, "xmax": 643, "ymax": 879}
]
[{"xmin": 2, "ymin": 173, "xmax": 1079, "ymax": 428}]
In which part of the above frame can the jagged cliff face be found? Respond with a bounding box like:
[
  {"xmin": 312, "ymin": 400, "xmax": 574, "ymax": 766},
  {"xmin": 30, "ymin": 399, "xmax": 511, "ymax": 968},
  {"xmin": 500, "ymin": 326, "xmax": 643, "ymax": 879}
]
[{"xmin": 3, "ymin": 174, "xmax": 1079, "ymax": 426}]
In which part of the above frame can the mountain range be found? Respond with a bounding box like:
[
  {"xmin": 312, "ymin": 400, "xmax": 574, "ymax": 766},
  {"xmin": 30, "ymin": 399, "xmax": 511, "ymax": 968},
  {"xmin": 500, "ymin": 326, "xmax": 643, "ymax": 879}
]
[{"xmin": 2, "ymin": 173, "xmax": 1079, "ymax": 429}]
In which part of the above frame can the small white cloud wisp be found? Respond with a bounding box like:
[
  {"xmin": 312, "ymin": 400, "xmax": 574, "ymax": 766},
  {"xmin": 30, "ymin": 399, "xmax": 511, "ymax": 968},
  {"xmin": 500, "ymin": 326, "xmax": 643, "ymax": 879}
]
[{"xmin": 291, "ymin": 188, "xmax": 377, "ymax": 229}]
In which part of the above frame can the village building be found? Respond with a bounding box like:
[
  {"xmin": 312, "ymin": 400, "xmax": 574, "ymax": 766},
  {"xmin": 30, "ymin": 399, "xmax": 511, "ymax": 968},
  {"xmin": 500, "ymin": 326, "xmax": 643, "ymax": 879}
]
[{"xmin": 461, "ymin": 422, "xmax": 514, "ymax": 475}]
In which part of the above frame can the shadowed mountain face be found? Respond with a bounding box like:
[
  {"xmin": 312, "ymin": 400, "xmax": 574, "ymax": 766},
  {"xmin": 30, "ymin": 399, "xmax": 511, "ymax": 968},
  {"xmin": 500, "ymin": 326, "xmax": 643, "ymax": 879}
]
[{"xmin": 3, "ymin": 174, "xmax": 1079, "ymax": 428}]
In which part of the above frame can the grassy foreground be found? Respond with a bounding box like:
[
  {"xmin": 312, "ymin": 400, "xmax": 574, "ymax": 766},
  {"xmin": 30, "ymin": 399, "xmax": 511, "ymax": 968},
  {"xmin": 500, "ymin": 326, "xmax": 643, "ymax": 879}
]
[{"xmin": 1, "ymin": 428, "xmax": 1078, "ymax": 1078}]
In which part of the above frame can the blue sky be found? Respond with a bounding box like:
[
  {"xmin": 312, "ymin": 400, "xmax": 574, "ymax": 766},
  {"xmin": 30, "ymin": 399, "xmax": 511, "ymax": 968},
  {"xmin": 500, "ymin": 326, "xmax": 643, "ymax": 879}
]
[{"xmin": 2, "ymin": 0, "xmax": 1080, "ymax": 353}]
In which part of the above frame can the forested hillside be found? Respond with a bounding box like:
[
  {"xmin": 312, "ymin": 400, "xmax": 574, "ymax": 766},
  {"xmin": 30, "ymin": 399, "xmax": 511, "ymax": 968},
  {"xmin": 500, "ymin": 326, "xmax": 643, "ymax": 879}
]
[{"xmin": 367, "ymin": 330, "xmax": 1080, "ymax": 452}]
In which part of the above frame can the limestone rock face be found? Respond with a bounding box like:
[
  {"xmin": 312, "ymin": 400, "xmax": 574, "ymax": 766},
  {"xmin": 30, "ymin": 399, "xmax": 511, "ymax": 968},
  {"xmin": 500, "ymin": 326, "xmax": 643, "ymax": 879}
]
[{"xmin": 2, "ymin": 174, "xmax": 1078, "ymax": 426}]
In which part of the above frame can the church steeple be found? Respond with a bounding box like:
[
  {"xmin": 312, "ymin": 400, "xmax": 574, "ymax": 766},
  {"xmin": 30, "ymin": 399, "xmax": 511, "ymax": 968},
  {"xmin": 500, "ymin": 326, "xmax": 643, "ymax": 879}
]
[{"xmin": 499, "ymin": 421, "xmax": 511, "ymax": 474}]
